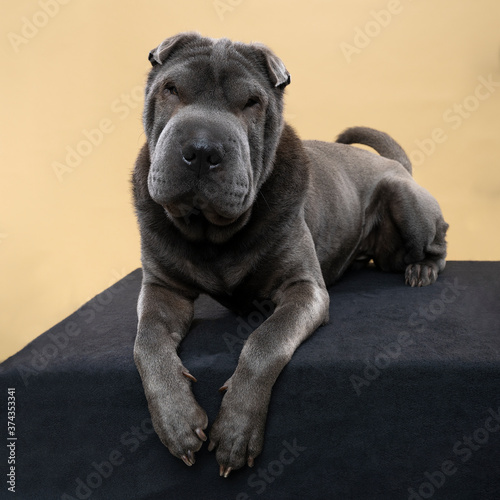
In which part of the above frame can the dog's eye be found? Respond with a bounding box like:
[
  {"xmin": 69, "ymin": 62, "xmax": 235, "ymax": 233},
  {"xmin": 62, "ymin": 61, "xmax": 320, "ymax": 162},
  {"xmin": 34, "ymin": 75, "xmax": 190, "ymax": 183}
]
[
  {"xmin": 164, "ymin": 85, "xmax": 178, "ymax": 96},
  {"xmin": 244, "ymin": 97, "xmax": 259, "ymax": 109}
]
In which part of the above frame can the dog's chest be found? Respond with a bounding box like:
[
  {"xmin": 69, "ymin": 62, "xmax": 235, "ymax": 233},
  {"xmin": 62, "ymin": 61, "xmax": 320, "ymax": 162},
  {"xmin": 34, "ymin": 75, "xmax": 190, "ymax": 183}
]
[{"xmin": 181, "ymin": 256, "xmax": 247, "ymax": 296}]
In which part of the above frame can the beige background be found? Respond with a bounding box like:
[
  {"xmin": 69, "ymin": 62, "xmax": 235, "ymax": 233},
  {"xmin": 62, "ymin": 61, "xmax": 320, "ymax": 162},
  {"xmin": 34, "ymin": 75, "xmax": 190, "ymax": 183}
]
[{"xmin": 1, "ymin": 0, "xmax": 499, "ymax": 361}]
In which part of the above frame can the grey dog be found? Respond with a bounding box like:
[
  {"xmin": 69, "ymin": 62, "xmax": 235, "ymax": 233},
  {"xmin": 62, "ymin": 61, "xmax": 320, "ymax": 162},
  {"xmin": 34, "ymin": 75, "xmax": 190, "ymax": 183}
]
[{"xmin": 132, "ymin": 32, "xmax": 448, "ymax": 477}]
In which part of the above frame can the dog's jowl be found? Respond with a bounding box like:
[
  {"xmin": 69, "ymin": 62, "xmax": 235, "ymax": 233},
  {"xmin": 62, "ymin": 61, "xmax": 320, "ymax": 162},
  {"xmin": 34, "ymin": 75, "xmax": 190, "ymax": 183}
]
[{"xmin": 132, "ymin": 32, "xmax": 448, "ymax": 476}]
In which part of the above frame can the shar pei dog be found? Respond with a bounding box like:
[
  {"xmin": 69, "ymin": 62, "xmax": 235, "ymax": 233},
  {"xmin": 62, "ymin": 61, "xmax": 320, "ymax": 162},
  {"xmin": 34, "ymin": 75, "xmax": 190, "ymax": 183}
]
[{"xmin": 132, "ymin": 32, "xmax": 448, "ymax": 477}]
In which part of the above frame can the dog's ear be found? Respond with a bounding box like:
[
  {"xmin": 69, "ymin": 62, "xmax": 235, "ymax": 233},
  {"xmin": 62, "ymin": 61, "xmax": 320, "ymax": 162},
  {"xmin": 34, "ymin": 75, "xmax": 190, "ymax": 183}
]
[
  {"xmin": 251, "ymin": 43, "xmax": 291, "ymax": 88},
  {"xmin": 148, "ymin": 32, "xmax": 201, "ymax": 67}
]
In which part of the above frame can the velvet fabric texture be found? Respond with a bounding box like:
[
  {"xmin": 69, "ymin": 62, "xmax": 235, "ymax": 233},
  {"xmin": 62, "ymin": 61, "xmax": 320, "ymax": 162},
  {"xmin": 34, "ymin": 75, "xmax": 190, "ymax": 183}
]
[{"xmin": 1, "ymin": 261, "xmax": 499, "ymax": 499}]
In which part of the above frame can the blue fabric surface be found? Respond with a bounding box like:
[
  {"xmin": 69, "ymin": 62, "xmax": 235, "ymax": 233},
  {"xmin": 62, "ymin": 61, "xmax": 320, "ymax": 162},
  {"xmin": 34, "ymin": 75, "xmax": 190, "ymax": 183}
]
[{"xmin": 1, "ymin": 261, "xmax": 499, "ymax": 499}]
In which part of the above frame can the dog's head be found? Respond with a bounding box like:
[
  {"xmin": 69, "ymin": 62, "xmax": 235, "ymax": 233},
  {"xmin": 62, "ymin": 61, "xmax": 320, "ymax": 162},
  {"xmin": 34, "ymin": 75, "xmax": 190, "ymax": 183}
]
[{"xmin": 143, "ymin": 32, "xmax": 290, "ymax": 243}]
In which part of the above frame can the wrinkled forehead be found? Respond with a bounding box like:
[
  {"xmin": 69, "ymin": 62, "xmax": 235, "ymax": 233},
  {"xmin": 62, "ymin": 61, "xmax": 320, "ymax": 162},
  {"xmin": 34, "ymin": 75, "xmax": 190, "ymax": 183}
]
[{"xmin": 148, "ymin": 40, "xmax": 270, "ymax": 102}]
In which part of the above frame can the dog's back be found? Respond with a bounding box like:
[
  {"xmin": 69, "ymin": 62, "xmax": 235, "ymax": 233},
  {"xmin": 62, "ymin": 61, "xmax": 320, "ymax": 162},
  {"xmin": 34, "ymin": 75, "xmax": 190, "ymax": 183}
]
[{"xmin": 336, "ymin": 126, "xmax": 412, "ymax": 174}]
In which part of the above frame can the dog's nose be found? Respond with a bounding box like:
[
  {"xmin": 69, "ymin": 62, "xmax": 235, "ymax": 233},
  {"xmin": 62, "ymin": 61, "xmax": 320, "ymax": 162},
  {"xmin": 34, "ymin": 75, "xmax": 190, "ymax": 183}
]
[{"xmin": 181, "ymin": 139, "xmax": 224, "ymax": 176}]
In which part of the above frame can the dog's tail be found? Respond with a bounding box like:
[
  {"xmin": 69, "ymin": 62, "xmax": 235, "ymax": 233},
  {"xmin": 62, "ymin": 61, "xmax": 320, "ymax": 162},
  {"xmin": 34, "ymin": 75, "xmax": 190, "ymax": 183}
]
[{"xmin": 336, "ymin": 126, "xmax": 412, "ymax": 175}]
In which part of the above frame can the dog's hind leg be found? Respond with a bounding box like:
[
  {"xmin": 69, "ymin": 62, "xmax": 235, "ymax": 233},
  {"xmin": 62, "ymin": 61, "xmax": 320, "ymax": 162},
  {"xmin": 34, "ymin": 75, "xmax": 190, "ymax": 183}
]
[{"xmin": 371, "ymin": 176, "xmax": 449, "ymax": 287}]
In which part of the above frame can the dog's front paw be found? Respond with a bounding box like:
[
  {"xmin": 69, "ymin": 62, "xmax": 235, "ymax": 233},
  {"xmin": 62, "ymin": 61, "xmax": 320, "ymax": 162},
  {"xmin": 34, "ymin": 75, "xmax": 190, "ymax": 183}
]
[
  {"xmin": 405, "ymin": 260, "xmax": 439, "ymax": 287},
  {"xmin": 208, "ymin": 390, "xmax": 267, "ymax": 477},
  {"xmin": 147, "ymin": 373, "xmax": 208, "ymax": 467}
]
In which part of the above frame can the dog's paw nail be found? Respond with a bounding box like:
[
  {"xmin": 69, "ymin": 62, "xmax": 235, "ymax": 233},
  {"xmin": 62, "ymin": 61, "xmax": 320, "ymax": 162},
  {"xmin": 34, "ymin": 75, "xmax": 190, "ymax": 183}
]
[
  {"xmin": 219, "ymin": 464, "xmax": 224, "ymax": 476},
  {"xmin": 223, "ymin": 466, "xmax": 232, "ymax": 478},
  {"xmin": 218, "ymin": 385, "xmax": 228, "ymax": 393},
  {"xmin": 208, "ymin": 441, "xmax": 215, "ymax": 452},
  {"xmin": 181, "ymin": 454, "xmax": 194, "ymax": 466},
  {"xmin": 248, "ymin": 456, "xmax": 255, "ymax": 467},
  {"xmin": 195, "ymin": 428, "xmax": 207, "ymax": 441},
  {"xmin": 187, "ymin": 450, "xmax": 196, "ymax": 464},
  {"xmin": 182, "ymin": 370, "xmax": 197, "ymax": 383}
]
